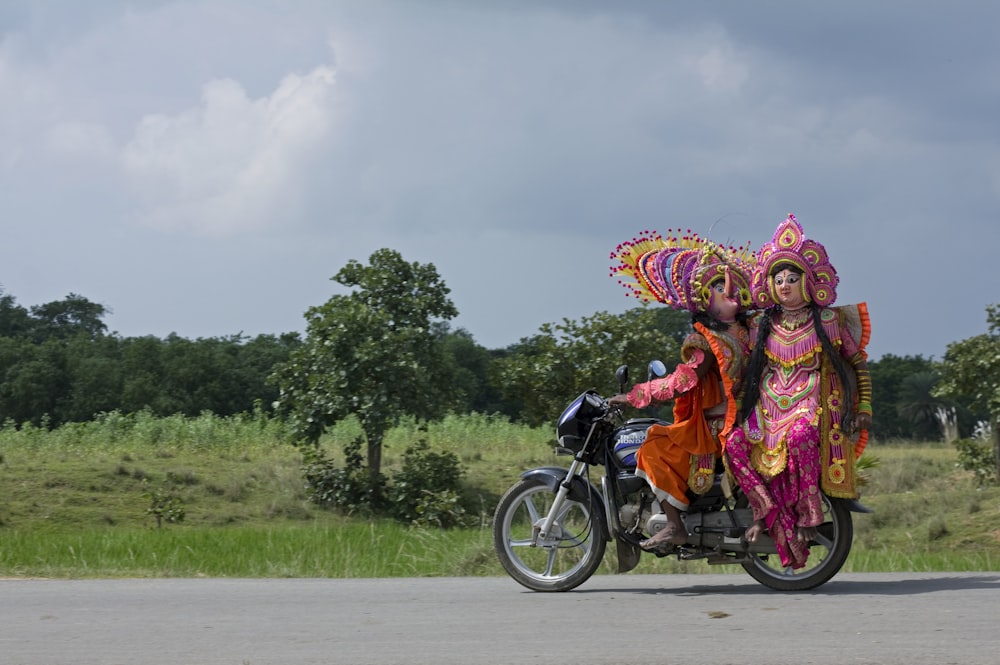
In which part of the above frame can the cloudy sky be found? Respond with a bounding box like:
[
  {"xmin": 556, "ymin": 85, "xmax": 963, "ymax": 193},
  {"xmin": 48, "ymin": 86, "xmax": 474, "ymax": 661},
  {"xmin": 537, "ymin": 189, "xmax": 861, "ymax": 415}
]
[{"xmin": 2, "ymin": 1, "xmax": 998, "ymax": 361}]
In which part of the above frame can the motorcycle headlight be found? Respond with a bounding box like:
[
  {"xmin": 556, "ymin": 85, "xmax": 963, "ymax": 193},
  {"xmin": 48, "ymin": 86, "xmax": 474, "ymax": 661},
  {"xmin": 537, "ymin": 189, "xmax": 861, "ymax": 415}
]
[{"xmin": 556, "ymin": 391, "xmax": 606, "ymax": 451}]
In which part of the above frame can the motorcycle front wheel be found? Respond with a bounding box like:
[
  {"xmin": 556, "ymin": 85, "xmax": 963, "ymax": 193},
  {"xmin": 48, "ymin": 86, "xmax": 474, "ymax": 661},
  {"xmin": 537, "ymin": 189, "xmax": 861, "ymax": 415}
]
[
  {"xmin": 493, "ymin": 477, "xmax": 607, "ymax": 592},
  {"xmin": 741, "ymin": 493, "xmax": 853, "ymax": 591}
]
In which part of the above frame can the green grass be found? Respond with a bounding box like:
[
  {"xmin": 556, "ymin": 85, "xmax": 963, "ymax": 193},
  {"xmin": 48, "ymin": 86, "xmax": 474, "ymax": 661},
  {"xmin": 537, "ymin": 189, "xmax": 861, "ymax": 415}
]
[
  {"xmin": 0, "ymin": 524, "xmax": 500, "ymax": 578},
  {"xmin": 0, "ymin": 412, "xmax": 998, "ymax": 578}
]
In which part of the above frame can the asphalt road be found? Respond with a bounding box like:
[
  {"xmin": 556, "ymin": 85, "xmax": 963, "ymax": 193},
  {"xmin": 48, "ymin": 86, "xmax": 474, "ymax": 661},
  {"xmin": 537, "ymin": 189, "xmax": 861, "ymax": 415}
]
[{"xmin": 1, "ymin": 572, "xmax": 997, "ymax": 665}]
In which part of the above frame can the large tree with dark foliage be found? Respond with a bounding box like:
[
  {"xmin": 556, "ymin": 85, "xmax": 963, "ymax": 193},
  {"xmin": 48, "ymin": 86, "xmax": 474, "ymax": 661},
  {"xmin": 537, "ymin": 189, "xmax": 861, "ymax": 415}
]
[{"xmin": 271, "ymin": 249, "xmax": 458, "ymax": 480}]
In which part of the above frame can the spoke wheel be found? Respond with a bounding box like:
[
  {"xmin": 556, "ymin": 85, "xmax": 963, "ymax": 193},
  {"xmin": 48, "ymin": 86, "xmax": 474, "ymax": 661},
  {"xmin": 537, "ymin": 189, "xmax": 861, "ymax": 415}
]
[
  {"xmin": 493, "ymin": 478, "xmax": 607, "ymax": 592},
  {"xmin": 741, "ymin": 494, "xmax": 853, "ymax": 591}
]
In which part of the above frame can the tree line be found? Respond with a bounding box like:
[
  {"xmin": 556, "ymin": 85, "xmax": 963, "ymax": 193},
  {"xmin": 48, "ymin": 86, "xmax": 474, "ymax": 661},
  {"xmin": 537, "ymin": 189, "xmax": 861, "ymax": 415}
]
[
  {"xmin": 0, "ymin": 289, "xmax": 299, "ymax": 426},
  {"xmin": 0, "ymin": 259, "xmax": 990, "ymax": 451}
]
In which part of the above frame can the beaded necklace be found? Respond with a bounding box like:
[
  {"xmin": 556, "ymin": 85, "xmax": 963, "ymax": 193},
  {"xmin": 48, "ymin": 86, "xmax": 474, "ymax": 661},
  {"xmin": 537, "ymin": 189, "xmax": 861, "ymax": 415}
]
[{"xmin": 778, "ymin": 307, "xmax": 810, "ymax": 331}]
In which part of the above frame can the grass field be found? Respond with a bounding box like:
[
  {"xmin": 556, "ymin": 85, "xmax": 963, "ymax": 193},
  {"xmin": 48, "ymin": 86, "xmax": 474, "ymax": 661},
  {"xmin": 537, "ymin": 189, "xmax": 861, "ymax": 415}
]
[{"xmin": 0, "ymin": 411, "xmax": 997, "ymax": 578}]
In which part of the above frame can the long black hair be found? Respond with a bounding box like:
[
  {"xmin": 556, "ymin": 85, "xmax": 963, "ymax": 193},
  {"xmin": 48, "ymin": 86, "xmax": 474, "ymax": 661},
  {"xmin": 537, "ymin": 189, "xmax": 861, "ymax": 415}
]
[
  {"xmin": 738, "ymin": 264, "xmax": 856, "ymax": 430},
  {"xmin": 692, "ymin": 309, "xmax": 749, "ymax": 332}
]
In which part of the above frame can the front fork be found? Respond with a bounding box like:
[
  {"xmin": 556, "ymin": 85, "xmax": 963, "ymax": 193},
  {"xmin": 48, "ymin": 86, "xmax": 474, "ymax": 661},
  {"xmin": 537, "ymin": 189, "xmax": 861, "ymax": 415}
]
[
  {"xmin": 519, "ymin": 459, "xmax": 607, "ymax": 544},
  {"xmin": 537, "ymin": 458, "xmax": 585, "ymax": 542}
]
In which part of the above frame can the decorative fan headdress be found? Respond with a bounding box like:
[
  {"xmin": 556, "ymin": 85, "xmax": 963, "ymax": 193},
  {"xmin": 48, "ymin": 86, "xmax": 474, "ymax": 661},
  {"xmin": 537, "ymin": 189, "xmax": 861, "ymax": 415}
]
[
  {"xmin": 610, "ymin": 229, "xmax": 756, "ymax": 313},
  {"xmin": 751, "ymin": 214, "xmax": 838, "ymax": 308}
]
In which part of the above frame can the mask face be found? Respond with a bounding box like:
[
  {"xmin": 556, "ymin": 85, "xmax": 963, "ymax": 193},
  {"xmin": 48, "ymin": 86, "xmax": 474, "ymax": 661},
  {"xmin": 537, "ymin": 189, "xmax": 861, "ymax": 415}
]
[
  {"xmin": 707, "ymin": 279, "xmax": 738, "ymax": 322},
  {"xmin": 771, "ymin": 269, "xmax": 808, "ymax": 309}
]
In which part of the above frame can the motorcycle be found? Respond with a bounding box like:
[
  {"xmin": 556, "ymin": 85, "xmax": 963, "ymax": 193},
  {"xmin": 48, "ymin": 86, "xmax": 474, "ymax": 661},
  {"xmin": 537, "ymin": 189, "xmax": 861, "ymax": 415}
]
[{"xmin": 493, "ymin": 363, "xmax": 871, "ymax": 592}]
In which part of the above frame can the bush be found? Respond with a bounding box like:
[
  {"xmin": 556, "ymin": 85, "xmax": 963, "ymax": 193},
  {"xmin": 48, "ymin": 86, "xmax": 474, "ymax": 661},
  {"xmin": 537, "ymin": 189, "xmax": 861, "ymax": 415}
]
[
  {"xmin": 387, "ymin": 440, "xmax": 466, "ymax": 528},
  {"xmin": 927, "ymin": 514, "xmax": 949, "ymax": 541},
  {"xmin": 301, "ymin": 437, "xmax": 468, "ymax": 528},
  {"xmin": 953, "ymin": 438, "xmax": 997, "ymax": 485},
  {"xmin": 301, "ymin": 437, "xmax": 387, "ymax": 516},
  {"xmin": 143, "ymin": 481, "xmax": 186, "ymax": 528}
]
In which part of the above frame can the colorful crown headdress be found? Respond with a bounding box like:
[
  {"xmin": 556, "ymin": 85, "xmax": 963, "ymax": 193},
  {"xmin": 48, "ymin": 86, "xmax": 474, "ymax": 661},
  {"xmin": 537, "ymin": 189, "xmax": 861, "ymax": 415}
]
[
  {"xmin": 751, "ymin": 213, "xmax": 838, "ymax": 308},
  {"xmin": 610, "ymin": 229, "xmax": 756, "ymax": 313}
]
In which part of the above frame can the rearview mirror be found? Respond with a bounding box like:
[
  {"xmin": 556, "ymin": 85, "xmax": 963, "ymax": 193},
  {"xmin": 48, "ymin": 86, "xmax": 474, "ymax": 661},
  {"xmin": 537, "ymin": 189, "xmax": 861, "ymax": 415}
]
[
  {"xmin": 615, "ymin": 365, "xmax": 629, "ymax": 392},
  {"xmin": 647, "ymin": 359, "xmax": 667, "ymax": 382}
]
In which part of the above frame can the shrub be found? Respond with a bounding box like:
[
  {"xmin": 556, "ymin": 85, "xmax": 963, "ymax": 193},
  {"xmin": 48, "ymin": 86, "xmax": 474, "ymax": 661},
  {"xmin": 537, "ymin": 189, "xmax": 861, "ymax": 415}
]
[
  {"xmin": 927, "ymin": 514, "xmax": 949, "ymax": 541},
  {"xmin": 953, "ymin": 438, "xmax": 996, "ymax": 485},
  {"xmin": 387, "ymin": 440, "xmax": 466, "ymax": 528},
  {"xmin": 301, "ymin": 437, "xmax": 386, "ymax": 516},
  {"xmin": 301, "ymin": 437, "xmax": 468, "ymax": 528},
  {"xmin": 143, "ymin": 481, "xmax": 186, "ymax": 528}
]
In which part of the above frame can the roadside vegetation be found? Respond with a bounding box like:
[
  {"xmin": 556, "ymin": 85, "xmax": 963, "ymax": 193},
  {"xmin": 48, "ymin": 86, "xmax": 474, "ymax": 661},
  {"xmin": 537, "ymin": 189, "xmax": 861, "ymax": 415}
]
[
  {"xmin": 0, "ymin": 412, "xmax": 996, "ymax": 579},
  {"xmin": 2, "ymin": 251, "xmax": 999, "ymax": 579}
]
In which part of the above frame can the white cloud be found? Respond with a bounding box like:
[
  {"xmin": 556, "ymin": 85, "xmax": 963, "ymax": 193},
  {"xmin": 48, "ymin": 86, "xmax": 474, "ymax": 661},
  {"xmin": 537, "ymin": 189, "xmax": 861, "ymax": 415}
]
[{"xmin": 121, "ymin": 65, "xmax": 337, "ymax": 236}]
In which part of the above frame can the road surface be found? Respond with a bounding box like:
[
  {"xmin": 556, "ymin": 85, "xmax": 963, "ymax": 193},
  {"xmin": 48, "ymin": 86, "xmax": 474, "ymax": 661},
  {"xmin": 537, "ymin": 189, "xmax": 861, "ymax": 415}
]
[{"xmin": 1, "ymin": 572, "xmax": 997, "ymax": 664}]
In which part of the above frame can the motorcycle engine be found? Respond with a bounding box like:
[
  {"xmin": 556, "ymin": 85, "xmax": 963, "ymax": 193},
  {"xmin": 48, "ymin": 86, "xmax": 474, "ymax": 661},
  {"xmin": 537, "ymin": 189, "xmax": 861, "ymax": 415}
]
[
  {"xmin": 645, "ymin": 512, "xmax": 668, "ymax": 536},
  {"xmin": 617, "ymin": 493, "xmax": 663, "ymax": 536},
  {"xmin": 618, "ymin": 494, "xmax": 657, "ymax": 533}
]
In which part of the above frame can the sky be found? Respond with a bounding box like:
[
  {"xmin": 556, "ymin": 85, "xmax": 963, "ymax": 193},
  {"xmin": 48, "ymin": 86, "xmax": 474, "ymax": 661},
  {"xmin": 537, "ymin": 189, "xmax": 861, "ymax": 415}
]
[{"xmin": 2, "ymin": 0, "xmax": 998, "ymax": 361}]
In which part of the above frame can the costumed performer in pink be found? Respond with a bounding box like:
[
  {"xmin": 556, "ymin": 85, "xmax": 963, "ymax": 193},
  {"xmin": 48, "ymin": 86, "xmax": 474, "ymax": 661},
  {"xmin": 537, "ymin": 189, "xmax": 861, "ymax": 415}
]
[
  {"xmin": 726, "ymin": 214, "xmax": 872, "ymax": 569},
  {"xmin": 608, "ymin": 230, "xmax": 756, "ymax": 551}
]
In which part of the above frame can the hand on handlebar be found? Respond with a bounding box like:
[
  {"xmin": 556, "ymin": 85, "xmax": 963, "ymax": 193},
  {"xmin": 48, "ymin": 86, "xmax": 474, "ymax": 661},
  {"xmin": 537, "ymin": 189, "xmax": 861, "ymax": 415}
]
[{"xmin": 608, "ymin": 394, "xmax": 629, "ymax": 408}]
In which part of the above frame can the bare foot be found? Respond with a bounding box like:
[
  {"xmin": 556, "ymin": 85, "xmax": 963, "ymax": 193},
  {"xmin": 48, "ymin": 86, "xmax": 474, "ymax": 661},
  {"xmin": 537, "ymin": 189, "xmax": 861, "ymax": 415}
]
[
  {"xmin": 797, "ymin": 526, "xmax": 818, "ymax": 544},
  {"xmin": 640, "ymin": 523, "xmax": 687, "ymax": 550},
  {"xmin": 744, "ymin": 519, "xmax": 766, "ymax": 544}
]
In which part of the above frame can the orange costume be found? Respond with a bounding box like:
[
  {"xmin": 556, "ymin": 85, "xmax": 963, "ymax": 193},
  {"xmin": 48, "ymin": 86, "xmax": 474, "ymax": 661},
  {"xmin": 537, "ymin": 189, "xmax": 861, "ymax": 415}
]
[
  {"xmin": 628, "ymin": 323, "xmax": 749, "ymax": 510},
  {"xmin": 610, "ymin": 229, "xmax": 755, "ymax": 517}
]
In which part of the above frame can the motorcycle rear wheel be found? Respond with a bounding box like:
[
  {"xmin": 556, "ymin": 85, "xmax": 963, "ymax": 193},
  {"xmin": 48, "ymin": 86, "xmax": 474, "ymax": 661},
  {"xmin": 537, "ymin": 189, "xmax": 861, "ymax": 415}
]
[
  {"xmin": 493, "ymin": 477, "xmax": 607, "ymax": 592},
  {"xmin": 741, "ymin": 494, "xmax": 853, "ymax": 591}
]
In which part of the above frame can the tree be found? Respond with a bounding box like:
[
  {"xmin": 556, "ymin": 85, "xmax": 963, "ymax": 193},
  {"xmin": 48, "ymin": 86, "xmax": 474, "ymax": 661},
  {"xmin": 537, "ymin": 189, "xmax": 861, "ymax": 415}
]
[
  {"xmin": 868, "ymin": 354, "xmax": 944, "ymax": 440},
  {"xmin": 0, "ymin": 339, "xmax": 69, "ymax": 426},
  {"xmin": 492, "ymin": 306, "xmax": 688, "ymax": 427},
  {"xmin": 0, "ymin": 285, "xmax": 300, "ymax": 425},
  {"xmin": 271, "ymin": 249, "xmax": 458, "ymax": 482},
  {"xmin": 0, "ymin": 288, "xmax": 31, "ymax": 338},
  {"xmin": 29, "ymin": 293, "xmax": 109, "ymax": 341},
  {"xmin": 936, "ymin": 304, "xmax": 1000, "ymax": 481},
  {"xmin": 64, "ymin": 334, "xmax": 124, "ymax": 421},
  {"xmin": 119, "ymin": 336, "xmax": 171, "ymax": 415},
  {"xmin": 440, "ymin": 327, "xmax": 511, "ymax": 417},
  {"xmin": 896, "ymin": 371, "xmax": 952, "ymax": 441}
]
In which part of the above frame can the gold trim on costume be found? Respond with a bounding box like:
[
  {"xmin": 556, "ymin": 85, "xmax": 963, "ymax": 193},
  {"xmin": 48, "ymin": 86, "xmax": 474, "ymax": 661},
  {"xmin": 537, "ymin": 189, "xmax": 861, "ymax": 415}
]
[
  {"xmin": 689, "ymin": 453, "xmax": 716, "ymax": 495},
  {"xmin": 750, "ymin": 441, "xmax": 787, "ymax": 479}
]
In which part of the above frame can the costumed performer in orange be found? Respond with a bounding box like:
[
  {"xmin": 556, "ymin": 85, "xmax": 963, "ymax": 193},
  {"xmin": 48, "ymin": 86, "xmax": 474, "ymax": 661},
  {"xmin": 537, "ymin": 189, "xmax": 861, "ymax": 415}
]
[{"xmin": 609, "ymin": 230, "xmax": 755, "ymax": 552}]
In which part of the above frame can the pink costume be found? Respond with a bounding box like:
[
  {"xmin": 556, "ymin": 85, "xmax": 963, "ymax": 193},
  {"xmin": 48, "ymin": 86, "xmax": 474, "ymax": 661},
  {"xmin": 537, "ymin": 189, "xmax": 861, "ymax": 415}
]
[{"xmin": 725, "ymin": 215, "xmax": 872, "ymax": 570}]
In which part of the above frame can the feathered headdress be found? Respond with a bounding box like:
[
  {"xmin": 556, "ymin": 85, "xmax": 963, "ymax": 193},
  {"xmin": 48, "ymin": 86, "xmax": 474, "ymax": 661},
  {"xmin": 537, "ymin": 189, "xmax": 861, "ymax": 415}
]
[
  {"xmin": 751, "ymin": 214, "xmax": 838, "ymax": 308},
  {"xmin": 610, "ymin": 229, "xmax": 756, "ymax": 313}
]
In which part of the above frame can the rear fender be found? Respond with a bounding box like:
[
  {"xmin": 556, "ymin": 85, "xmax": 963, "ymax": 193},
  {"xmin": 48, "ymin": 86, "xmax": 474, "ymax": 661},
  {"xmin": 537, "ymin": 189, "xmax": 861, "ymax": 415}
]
[{"xmin": 834, "ymin": 498, "xmax": 874, "ymax": 514}]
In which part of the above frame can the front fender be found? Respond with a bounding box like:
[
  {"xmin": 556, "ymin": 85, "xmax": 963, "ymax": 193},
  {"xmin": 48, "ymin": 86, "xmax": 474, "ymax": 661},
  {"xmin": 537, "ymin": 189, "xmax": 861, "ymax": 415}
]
[
  {"xmin": 520, "ymin": 467, "xmax": 608, "ymax": 540},
  {"xmin": 520, "ymin": 467, "xmax": 601, "ymax": 504}
]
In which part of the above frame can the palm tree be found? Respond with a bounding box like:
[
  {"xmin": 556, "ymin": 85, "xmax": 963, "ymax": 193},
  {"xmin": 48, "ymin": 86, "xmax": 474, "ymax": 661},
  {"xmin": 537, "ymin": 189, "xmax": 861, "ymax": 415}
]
[{"xmin": 897, "ymin": 371, "xmax": 955, "ymax": 441}]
